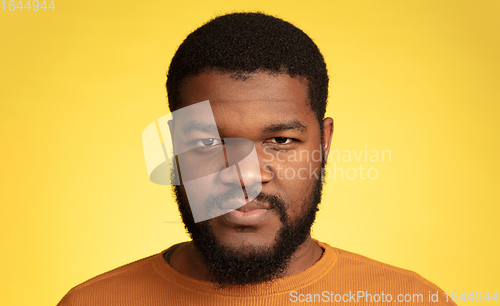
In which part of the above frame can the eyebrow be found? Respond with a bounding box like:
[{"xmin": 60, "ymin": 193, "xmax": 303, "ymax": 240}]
[
  {"xmin": 262, "ymin": 120, "xmax": 307, "ymax": 133},
  {"xmin": 177, "ymin": 119, "xmax": 307, "ymax": 135},
  {"xmin": 180, "ymin": 120, "xmax": 218, "ymax": 135}
]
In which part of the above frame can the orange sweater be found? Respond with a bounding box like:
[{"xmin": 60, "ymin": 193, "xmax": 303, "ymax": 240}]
[{"xmin": 58, "ymin": 241, "xmax": 456, "ymax": 305}]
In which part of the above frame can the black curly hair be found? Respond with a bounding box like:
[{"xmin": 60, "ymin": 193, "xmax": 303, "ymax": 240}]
[{"xmin": 166, "ymin": 12, "xmax": 329, "ymax": 125}]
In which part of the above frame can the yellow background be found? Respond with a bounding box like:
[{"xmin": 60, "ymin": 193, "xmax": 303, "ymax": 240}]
[{"xmin": 1, "ymin": 1, "xmax": 499, "ymax": 305}]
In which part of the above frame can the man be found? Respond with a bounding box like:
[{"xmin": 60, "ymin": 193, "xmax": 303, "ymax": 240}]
[{"xmin": 58, "ymin": 12, "xmax": 456, "ymax": 305}]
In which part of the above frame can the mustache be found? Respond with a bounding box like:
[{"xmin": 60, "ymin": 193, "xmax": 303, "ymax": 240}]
[
  {"xmin": 253, "ymin": 193, "xmax": 287, "ymax": 223},
  {"xmin": 203, "ymin": 186, "xmax": 288, "ymax": 223}
]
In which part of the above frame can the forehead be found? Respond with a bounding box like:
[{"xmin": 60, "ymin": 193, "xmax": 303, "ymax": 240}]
[{"xmin": 178, "ymin": 71, "xmax": 316, "ymax": 134}]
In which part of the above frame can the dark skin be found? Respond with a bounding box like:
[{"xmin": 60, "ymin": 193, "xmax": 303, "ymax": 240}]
[{"xmin": 170, "ymin": 71, "xmax": 334, "ymax": 281}]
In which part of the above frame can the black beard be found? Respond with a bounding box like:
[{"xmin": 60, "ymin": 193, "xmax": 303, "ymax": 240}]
[{"xmin": 173, "ymin": 174, "xmax": 323, "ymax": 288}]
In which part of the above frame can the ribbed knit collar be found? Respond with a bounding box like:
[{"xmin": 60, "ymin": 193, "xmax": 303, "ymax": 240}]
[{"xmin": 151, "ymin": 240, "xmax": 339, "ymax": 297}]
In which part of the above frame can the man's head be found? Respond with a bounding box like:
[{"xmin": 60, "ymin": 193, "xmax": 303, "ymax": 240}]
[{"xmin": 166, "ymin": 13, "xmax": 333, "ymax": 287}]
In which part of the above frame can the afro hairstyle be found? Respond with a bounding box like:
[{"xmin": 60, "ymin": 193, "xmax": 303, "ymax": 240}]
[{"xmin": 166, "ymin": 12, "xmax": 329, "ymax": 125}]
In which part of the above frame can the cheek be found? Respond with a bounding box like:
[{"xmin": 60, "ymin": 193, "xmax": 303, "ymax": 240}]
[
  {"xmin": 270, "ymin": 148, "xmax": 323, "ymax": 183},
  {"xmin": 271, "ymin": 151, "xmax": 323, "ymax": 214}
]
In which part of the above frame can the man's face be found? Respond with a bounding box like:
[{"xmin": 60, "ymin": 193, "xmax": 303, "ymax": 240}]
[{"xmin": 173, "ymin": 71, "xmax": 330, "ymax": 286}]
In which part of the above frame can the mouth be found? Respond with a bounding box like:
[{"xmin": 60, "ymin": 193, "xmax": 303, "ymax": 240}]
[{"xmin": 222, "ymin": 201, "xmax": 272, "ymax": 226}]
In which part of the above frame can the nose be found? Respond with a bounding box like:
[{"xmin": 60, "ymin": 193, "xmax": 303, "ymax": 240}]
[{"xmin": 218, "ymin": 138, "xmax": 269, "ymax": 197}]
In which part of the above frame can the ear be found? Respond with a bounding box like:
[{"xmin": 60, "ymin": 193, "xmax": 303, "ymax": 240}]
[{"xmin": 322, "ymin": 117, "xmax": 334, "ymax": 161}]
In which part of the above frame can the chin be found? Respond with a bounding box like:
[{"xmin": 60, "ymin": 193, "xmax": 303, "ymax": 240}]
[
  {"xmin": 216, "ymin": 233, "xmax": 280, "ymax": 255},
  {"xmin": 208, "ymin": 217, "xmax": 283, "ymax": 251}
]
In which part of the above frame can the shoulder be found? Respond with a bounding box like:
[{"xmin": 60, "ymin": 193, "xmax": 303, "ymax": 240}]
[
  {"xmin": 57, "ymin": 249, "xmax": 171, "ymax": 306},
  {"xmin": 316, "ymin": 241, "xmax": 457, "ymax": 305},
  {"xmin": 319, "ymin": 241, "xmax": 433, "ymax": 284}
]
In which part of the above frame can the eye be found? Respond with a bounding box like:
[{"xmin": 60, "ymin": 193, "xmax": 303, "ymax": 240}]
[
  {"xmin": 268, "ymin": 137, "xmax": 295, "ymax": 145},
  {"xmin": 194, "ymin": 138, "xmax": 223, "ymax": 148}
]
